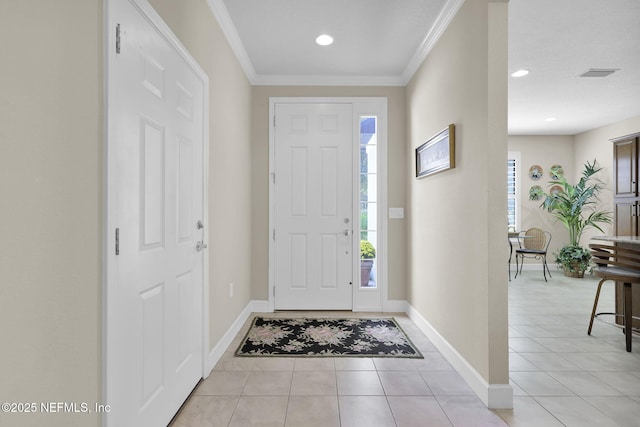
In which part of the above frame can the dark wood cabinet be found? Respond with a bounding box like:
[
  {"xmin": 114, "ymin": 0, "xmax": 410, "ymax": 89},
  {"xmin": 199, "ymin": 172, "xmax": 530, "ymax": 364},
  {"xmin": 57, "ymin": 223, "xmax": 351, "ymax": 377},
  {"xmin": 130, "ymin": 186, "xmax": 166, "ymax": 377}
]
[{"xmin": 612, "ymin": 133, "xmax": 640, "ymax": 327}]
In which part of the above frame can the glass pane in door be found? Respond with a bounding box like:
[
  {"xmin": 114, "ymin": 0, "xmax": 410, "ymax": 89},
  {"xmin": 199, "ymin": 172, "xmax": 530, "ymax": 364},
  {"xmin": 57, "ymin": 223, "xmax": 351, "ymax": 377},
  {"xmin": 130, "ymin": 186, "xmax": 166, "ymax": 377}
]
[{"xmin": 360, "ymin": 116, "xmax": 377, "ymax": 288}]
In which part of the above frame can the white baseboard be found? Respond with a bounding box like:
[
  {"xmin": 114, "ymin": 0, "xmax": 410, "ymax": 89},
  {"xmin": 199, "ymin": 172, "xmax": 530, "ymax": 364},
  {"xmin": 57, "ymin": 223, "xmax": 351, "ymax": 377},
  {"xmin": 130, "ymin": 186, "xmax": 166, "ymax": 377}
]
[
  {"xmin": 406, "ymin": 303, "xmax": 513, "ymax": 409},
  {"xmin": 205, "ymin": 300, "xmax": 271, "ymax": 375}
]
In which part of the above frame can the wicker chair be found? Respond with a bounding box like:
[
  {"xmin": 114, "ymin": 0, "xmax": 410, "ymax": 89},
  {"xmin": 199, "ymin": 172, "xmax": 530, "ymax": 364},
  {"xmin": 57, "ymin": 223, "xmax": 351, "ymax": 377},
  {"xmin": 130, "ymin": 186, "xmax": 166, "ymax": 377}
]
[{"xmin": 514, "ymin": 228, "xmax": 552, "ymax": 282}]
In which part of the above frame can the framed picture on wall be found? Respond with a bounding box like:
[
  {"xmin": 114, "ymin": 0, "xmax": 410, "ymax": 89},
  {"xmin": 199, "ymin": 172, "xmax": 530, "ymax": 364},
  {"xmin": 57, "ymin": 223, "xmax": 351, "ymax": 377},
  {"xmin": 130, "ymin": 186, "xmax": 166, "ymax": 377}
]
[{"xmin": 415, "ymin": 124, "xmax": 455, "ymax": 178}]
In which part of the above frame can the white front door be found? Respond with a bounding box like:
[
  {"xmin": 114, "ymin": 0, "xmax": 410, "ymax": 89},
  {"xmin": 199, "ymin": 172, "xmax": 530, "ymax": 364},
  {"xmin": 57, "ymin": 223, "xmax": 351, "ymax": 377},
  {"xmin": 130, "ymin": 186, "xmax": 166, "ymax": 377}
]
[
  {"xmin": 106, "ymin": 1, "xmax": 205, "ymax": 426},
  {"xmin": 273, "ymin": 103, "xmax": 354, "ymax": 310}
]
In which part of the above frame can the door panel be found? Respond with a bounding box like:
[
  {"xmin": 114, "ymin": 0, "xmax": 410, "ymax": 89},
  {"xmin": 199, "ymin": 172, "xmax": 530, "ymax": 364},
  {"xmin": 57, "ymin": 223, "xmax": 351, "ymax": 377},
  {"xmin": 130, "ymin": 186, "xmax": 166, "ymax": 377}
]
[
  {"xmin": 615, "ymin": 200, "xmax": 637, "ymax": 236},
  {"xmin": 614, "ymin": 138, "xmax": 637, "ymax": 198},
  {"xmin": 274, "ymin": 103, "xmax": 353, "ymax": 310},
  {"xmin": 107, "ymin": 1, "xmax": 204, "ymax": 425}
]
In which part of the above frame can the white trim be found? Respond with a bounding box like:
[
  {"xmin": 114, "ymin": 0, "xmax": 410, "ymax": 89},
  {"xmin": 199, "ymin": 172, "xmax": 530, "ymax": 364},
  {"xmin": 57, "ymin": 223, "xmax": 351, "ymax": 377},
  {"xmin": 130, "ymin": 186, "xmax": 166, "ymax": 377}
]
[
  {"xmin": 104, "ymin": 0, "xmax": 210, "ymax": 424},
  {"xmin": 406, "ymin": 303, "xmax": 513, "ymax": 409},
  {"xmin": 401, "ymin": 0, "xmax": 465, "ymax": 84},
  {"xmin": 205, "ymin": 0, "xmax": 463, "ymax": 86},
  {"xmin": 268, "ymin": 97, "xmax": 389, "ymax": 312},
  {"xmin": 206, "ymin": 300, "xmax": 270, "ymax": 374},
  {"xmin": 205, "ymin": 0, "xmax": 257, "ymax": 83}
]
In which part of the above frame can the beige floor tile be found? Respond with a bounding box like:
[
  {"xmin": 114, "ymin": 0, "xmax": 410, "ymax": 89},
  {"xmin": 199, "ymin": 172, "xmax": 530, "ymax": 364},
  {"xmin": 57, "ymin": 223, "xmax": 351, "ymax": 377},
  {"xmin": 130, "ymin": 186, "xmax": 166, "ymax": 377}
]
[
  {"xmin": 420, "ymin": 371, "xmax": 474, "ymax": 396},
  {"xmin": 228, "ymin": 396, "xmax": 288, "ymax": 427},
  {"xmin": 372, "ymin": 357, "xmax": 417, "ymax": 371},
  {"xmin": 214, "ymin": 351, "xmax": 256, "ymax": 371},
  {"xmin": 591, "ymin": 371, "xmax": 640, "ymax": 395},
  {"xmin": 170, "ymin": 396, "xmax": 238, "ymax": 427},
  {"xmin": 252, "ymin": 357, "xmax": 296, "ymax": 371},
  {"xmin": 290, "ymin": 370, "xmax": 337, "ymax": 395},
  {"xmin": 285, "ymin": 396, "xmax": 340, "ymax": 427},
  {"xmin": 242, "ymin": 371, "xmax": 292, "ymax": 396},
  {"xmin": 338, "ymin": 396, "xmax": 396, "ymax": 427},
  {"xmin": 294, "ymin": 357, "xmax": 335, "ymax": 371},
  {"xmin": 509, "ymin": 372, "xmax": 575, "ymax": 397},
  {"xmin": 547, "ymin": 371, "xmax": 622, "ymax": 396},
  {"xmin": 336, "ymin": 370, "xmax": 384, "ymax": 395},
  {"xmin": 518, "ymin": 352, "xmax": 581, "ymax": 371},
  {"xmin": 534, "ymin": 396, "xmax": 619, "ymax": 426},
  {"xmin": 436, "ymin": 395, "xmax": 508, "ymax": 426},
  {"xmin": 509, "ymin": 353, "xmax": 539, "ymax": 372},
  {"xmin": 387, "ymin": 396, "xmax": 452, "ymax": 427},
  {"xmin": 195, "ymin": 371, "xmax": 250, "ymax": 396},
  {"xmin": 531, "ymin": 338, "xmax": 584, "ymax": 353},
  {"xmin": 584, "ymin": 396, "xmax": 640, "ymax": 427},
  {"xmin": 333, "ymin": 357, "xmax": 375, "ymax": 371},
  {"xmin": 495, "ymin": 396, "xmax": 563, "ymax": 427},
  {"xmin": 412, "ymin": 352, "xmax": 453, "ymax": 371},
  {"xmin": 509, "ymin": 337, "xmax": 551, "ymax": 353},
  {"xmin": 378, "ymin": 370, "xmax": 432, "ymax": 395},
  {"xmin": 510, "ymin": 379, "xmax": 528, "ymax": 397}
]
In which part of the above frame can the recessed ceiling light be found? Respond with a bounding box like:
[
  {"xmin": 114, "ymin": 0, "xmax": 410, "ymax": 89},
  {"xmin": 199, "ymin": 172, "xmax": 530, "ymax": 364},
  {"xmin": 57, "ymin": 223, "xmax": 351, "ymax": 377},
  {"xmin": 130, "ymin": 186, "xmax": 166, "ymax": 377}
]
[
  {"xmin": 511, "ymin": 69, "xmax": 529, "ymax": 77},
  {"xmin": 315, "ymin": 34, "xmax": 334, "ymax": 46},
  {"xmin": 544, "ymin": 117, "xmax": 558, "ymax": 122}
]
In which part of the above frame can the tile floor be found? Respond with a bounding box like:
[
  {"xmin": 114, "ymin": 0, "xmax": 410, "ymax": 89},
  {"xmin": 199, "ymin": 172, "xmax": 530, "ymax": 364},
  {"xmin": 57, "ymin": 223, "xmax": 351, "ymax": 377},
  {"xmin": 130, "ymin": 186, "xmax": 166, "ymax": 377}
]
[{"xmin": 170, "ymin": 271, "xmax": 640, "ymax": 426}]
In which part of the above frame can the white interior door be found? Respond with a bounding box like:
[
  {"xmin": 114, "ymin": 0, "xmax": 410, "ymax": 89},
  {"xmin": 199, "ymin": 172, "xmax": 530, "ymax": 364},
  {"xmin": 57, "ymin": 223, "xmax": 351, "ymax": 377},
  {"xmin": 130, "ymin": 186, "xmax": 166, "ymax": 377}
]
[
  {"xmin": 106, "ymin": 1, "xmax": 205, "ymax": 425},
  {"xmin": 274, "ymin": 103, "xmax": 354, "ymax": 310}
]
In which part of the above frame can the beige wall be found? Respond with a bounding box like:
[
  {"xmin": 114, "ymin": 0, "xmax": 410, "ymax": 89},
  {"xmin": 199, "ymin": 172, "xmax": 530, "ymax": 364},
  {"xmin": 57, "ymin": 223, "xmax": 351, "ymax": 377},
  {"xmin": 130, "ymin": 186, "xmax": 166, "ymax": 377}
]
[
  {"xmin": 0, "ymin": 1, "xmax": 252, "ymax": 426},
  {"xmin": 574, "ymin": 115, "xmax": 640, "ymax": 243},
  {"xmin": 0, "ymin": 1, "xmax": 103, "ymax": 426},
  {"xmin": 406, "ymin": 0, "xmax": 509, "ymax": 387},
  {"xmin": 508, "ymin": 136, "xmax": 575, "ymax": 258},
  {"xmin": 250, "ymin": 86, "xmax": 408, "ymax": 301}
]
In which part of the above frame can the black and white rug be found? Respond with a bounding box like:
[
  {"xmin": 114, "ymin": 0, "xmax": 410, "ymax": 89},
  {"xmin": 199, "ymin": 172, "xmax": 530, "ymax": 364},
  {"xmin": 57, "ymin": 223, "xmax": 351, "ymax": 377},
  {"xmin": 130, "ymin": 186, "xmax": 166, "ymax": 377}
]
[{"xmin": 235, "ymin": 317, "xmax": 423, "ymax": 358}]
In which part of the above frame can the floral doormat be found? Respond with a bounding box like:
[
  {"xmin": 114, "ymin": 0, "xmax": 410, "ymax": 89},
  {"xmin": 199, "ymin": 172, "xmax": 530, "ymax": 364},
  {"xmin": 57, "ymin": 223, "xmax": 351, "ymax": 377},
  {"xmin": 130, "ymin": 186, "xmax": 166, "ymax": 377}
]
[{"xmin": 235, "ymin": 317, "xmax": 423, "ymax": 358}]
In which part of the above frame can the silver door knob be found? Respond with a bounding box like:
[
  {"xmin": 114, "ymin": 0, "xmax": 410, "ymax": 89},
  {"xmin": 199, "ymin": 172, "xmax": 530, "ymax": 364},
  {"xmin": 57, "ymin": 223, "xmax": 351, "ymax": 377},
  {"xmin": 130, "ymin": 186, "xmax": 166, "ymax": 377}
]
[
  {"xmin": 196, "ymin": 241, "xmax": 208, "ymax": 251},
  {"xmin": 343, "ymin": 229, "xmax": 352, "ymax": 236}
]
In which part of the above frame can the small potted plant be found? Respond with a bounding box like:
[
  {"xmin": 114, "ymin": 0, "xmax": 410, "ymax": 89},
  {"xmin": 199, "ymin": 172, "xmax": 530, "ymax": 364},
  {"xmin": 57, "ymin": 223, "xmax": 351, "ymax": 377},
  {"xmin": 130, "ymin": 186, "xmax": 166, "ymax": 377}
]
[
  {"xmin": 360, "ymin": 240, "xmax": 376, "ymax": 286},
  {"xmin": 555, "ymin": 245, "xmax": 591, "ymax": 278},
  {"xmin": 540, "ymin": 160, "xmax": 612, "ymax": 277}
]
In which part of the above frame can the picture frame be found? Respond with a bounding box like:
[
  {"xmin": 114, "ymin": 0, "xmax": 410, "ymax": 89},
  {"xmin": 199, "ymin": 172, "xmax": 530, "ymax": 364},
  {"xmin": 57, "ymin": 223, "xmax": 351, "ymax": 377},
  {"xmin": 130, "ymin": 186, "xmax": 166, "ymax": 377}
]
[{"xmin": 415, "ymin": 124, "xmax": 455, "ymax": 178}]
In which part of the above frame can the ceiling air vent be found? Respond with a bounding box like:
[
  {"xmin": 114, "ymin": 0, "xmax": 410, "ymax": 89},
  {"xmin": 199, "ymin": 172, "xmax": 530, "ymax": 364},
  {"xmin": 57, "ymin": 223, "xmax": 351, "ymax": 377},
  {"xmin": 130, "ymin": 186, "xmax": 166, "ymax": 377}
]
[{"xmin": 579, "ymin": 68, "xmax": 619, "ymax": 77}]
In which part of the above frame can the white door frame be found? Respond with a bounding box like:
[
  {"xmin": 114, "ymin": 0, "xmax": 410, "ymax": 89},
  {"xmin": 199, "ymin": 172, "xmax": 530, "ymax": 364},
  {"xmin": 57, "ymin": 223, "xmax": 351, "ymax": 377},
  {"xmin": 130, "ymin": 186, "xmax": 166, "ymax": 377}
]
[
  {"xmin": 268, "ymin": 97, "xmax": 388, "ymax": 312},
  {"xmin": 104, "ymin": 0, "xmax": 210, "ymax": 424}
]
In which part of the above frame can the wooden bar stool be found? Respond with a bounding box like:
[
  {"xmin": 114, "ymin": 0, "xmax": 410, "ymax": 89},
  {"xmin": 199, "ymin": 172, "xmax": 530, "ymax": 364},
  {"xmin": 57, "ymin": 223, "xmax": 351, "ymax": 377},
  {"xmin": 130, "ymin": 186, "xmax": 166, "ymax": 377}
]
[{"xmin": 589, "ymin": 243, "xmax": 640, "ymax": 352}]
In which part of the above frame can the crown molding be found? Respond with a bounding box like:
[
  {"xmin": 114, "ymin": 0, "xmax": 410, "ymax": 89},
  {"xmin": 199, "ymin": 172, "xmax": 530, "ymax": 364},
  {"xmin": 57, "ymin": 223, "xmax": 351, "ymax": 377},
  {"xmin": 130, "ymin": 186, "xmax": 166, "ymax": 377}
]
[
  {"xmin": 206, "ymin": 0, "xmax": 257, "ymax": 84},
  {"xmin": 400, "ymin": 0, "xmax": 465, "ymax": 84},
  {"xmin": 208, "ymin": 0, "xmax": 462, "ymax": 87}
]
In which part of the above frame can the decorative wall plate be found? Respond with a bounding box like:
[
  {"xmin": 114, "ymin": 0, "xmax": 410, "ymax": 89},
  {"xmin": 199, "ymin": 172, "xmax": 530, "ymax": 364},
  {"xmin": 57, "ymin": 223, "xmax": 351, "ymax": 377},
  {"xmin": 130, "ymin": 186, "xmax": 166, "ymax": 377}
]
[
  {"xmin": 529, "ymin": 165, "xmax": 543, "ymax": 180},
  {"xmin": 550, "ymin": 184, "xmax": 564, "ymax": 196},
  {"xmin": 529, "ymin": 185, "xmax": 544, "ymax": 201},
  {"xmin": 550, "ymin": 164, "xmax": 564, "ymax": 180}
]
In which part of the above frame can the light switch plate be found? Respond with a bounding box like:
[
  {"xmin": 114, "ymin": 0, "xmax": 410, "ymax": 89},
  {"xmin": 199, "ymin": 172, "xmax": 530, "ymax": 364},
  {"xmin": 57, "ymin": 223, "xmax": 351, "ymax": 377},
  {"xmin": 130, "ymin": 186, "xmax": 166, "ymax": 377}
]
[{"xmin": 389, "ymin": 207, "xmax": 404, "ymax": 219}]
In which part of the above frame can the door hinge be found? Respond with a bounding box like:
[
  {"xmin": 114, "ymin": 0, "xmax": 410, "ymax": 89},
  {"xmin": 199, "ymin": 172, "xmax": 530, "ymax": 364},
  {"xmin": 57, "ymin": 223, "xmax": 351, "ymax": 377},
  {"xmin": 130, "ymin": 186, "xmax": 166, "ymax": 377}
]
[
  {"xmin": 116, "ymin": 23, "xmax": 121, "ymax": 54},
  {"xmin": 272, "ymin": 229, "xmax": 275, "ymax": 241},
  {"xmin": 273, "ymin": 287, "xmax": 275, "ymax": 297},
  {"xmin": 271, "ymin": 172, "xmax": 275, "ymax": 184},
  {"xmin": 115, "ymin": 228, "xmax": 120, "ymax": 255}
]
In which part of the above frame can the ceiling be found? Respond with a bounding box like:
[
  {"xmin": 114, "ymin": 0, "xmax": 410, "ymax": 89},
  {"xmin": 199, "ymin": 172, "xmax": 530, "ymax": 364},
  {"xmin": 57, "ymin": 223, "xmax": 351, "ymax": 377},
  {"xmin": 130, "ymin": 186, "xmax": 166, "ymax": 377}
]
[{"xmin": 212, "ymin": 0, "xmax": 640, "ymax": 135}]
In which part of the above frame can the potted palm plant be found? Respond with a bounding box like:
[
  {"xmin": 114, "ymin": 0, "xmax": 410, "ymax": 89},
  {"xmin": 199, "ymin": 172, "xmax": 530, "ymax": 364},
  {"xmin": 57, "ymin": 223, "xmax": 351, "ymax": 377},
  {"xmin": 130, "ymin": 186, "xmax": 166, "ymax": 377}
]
[
  {"xmin": 360, "ymin": 240, "xmax": 376, "ymax": 286},
  {"xmin": 540, "ymin": 160, "xmax": 612, "ymax": 277}
]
